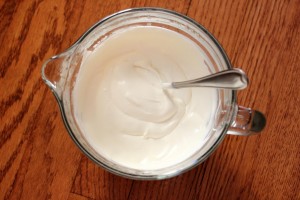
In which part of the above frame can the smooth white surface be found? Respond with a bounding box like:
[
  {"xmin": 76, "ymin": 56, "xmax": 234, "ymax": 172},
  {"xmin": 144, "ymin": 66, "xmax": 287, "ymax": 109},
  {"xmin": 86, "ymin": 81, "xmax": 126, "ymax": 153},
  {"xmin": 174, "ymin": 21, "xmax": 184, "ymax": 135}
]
[{"xmin": 73, "ymin": 27, "xmax": 217, "ymax": 170}]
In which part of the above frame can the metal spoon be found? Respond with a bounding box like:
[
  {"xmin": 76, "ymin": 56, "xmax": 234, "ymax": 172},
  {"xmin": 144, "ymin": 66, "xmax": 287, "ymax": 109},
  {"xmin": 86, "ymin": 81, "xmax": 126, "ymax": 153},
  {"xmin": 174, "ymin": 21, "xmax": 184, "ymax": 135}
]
[{"xmin": 163, "ymin": 68, "xmax": 249, "ymax": 90}]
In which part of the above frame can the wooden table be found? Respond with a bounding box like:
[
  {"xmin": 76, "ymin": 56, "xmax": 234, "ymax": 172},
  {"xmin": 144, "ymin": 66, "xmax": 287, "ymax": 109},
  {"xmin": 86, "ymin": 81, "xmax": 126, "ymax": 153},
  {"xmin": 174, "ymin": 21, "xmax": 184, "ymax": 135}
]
[{"xmin": 1, "ymin": 0, "xmax": 299, "ymax": 199}]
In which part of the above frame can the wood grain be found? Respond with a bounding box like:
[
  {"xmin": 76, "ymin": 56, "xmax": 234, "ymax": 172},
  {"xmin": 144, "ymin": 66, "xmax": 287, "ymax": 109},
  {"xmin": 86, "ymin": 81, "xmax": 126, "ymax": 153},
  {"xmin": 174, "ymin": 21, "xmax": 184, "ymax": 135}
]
[{"xmin": 0, "ymin": 0, "xmax": 299, "ymax": 199}]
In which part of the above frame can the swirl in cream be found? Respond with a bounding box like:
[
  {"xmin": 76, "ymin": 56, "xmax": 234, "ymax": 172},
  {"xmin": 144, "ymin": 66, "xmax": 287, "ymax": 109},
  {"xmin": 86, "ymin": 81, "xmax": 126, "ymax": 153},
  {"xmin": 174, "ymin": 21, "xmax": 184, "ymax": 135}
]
[{"xmin": 106, "ymin": 52, "xmax": 191, "ymax": 138}]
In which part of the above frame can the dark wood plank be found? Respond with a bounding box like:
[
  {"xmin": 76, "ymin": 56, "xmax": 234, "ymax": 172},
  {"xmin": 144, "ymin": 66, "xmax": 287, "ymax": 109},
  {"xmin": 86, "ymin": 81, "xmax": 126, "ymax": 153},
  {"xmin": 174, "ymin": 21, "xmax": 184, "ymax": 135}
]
[
  {"xmin": 71, "ymin": 157, "xmax": 133, "ymax": 200},
  {"xmin": 68, "ymin": 193, "xmax": 93, "ymax": 200},
  {"xmin": 0, "ymin": 1, "xmax": 86, "ymax": 199}
]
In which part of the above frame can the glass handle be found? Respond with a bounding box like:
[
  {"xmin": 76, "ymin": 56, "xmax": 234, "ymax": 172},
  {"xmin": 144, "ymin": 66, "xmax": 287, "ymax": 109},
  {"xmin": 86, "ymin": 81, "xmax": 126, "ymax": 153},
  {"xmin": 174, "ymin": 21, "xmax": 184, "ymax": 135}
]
[{"xmin": 227, "ymin": 106, "xmax": 266, "ymax": 136}]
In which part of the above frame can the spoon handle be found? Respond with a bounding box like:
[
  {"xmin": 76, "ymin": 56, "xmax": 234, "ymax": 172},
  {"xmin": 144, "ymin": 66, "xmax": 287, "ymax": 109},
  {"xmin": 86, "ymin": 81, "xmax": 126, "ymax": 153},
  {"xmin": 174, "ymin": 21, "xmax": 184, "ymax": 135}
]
[{"xmin": 172, "ymin": 68, "xmax": 249, "ymax": 90}]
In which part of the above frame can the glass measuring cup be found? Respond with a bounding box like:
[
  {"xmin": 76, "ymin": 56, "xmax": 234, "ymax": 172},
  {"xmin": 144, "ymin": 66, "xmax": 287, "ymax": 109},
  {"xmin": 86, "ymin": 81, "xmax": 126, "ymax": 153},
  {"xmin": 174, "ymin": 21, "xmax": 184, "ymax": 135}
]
[{"xmin": 41, "ymin": 8, "xmax": 266, "ymax": 180}]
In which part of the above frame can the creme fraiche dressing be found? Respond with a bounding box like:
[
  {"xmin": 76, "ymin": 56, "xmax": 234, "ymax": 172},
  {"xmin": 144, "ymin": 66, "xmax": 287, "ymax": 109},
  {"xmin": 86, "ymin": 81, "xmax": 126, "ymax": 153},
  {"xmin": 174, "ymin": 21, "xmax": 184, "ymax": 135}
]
[{"xmin": 73, "ymin": 26, "xmax": 217, "ymax": 170}]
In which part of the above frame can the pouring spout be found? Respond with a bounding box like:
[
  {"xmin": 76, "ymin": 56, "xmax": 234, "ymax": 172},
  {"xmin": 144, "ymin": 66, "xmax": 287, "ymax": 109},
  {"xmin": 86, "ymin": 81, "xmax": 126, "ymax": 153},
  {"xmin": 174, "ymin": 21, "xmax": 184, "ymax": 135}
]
[{"xmin": 41, "ymin": 51, "xmax": 73, "ymax": 99}]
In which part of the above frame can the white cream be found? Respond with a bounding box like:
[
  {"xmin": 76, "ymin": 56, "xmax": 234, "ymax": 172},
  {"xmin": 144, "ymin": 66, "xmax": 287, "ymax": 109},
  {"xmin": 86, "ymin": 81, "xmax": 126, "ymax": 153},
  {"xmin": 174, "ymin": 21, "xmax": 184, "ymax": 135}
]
[{"xmin": 73, "ymin": 27, "xmax": 218, "ymax": 170}]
